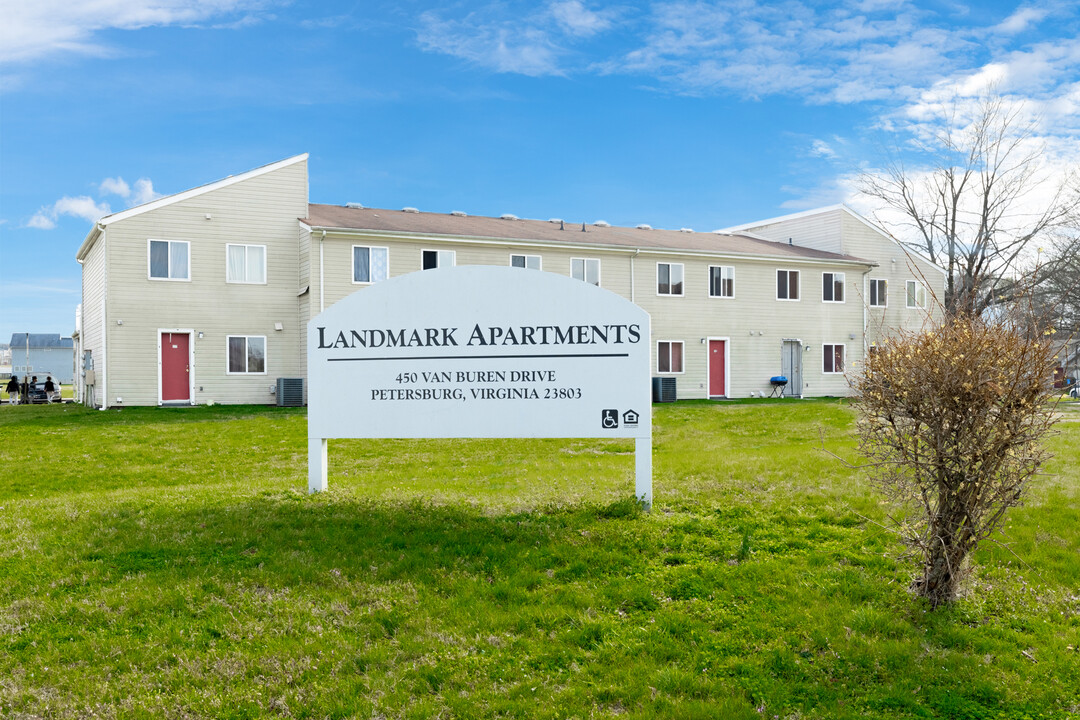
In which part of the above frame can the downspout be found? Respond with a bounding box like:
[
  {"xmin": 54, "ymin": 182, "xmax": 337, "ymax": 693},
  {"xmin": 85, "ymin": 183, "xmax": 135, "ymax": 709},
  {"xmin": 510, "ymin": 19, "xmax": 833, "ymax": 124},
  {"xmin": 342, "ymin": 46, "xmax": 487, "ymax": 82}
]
[
  {"xmin": 630, "ymin": 248, "xmax": 640, "ymax": 303},
  {"xmin": 320, "ymin": 230, "xmax": 326, "ymax": 312},
  {"xmin": 100, "ymin": 225, "xmax": 108, "ymax": 410},
  {"xmin": 862, "ymin": 268, "xmax": 871, "ymax": 354}
]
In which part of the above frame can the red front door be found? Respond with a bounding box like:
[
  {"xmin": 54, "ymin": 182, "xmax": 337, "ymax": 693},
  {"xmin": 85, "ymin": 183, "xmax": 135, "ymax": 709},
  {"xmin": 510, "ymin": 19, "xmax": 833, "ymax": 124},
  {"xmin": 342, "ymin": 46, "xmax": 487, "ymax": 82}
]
[
  {"xmin": 161, "ymin": 332, "xmax": 190, "ymax": 402},
  {"xmin": 709, "ymin": 340, "xmax": 726, "ymax": 397}
]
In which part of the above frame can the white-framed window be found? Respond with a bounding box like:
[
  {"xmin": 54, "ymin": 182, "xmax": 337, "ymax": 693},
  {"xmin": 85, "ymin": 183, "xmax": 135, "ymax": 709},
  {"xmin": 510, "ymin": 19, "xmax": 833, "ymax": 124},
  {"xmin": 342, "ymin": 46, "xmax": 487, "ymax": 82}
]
[
  {"xmin": 709, "ymin": 265, "xmax": 734, "ymax": 298},
  {"xmin": 571, "ymin": 258, "xmax": 600, "ymax": 286},
  {"xmin": 656, "ymin": 262, "xmax": 684, "ymax": 296},
  {"xmin": 906, "ymin": 280, "xmax": 927, "ymax": 309},
  {"xmin": 226, "ymin": 244, "xmax": 266, "ymax": 284},
  {"xmin": 657, "ymin": 340, "xmax": 684, "ymax": 373},
  {"xmin": 353, "ymin": 245, "xmax": 389, "ymax": 284},
  {"xmin": 777, "ymin": 269, "xmax": 799, "ymax": 300},
  {"xmin": 227, "ymin": 335, "xmax": 266, "ymax": 375},
  {"xmin": 822, "ymin": 272, "xmax": 845, "ymax": 303},
  {"xmin": 422, "ymin": 249, "xmax": 455, "ymax": 270},
  {"xmin": 510, "ymin": 254, "xmax": 541, "ymax": 270},
  {"xmin": 148, "ymin": 239, "xmax": 190, "ymax": 281},
  {"xmin": 869, "ymin": 278, "xmax": 888, "ymax": 308},
  {"xmin": 823, "ymin": 344, "xmax": 845, "ymax": 374}
]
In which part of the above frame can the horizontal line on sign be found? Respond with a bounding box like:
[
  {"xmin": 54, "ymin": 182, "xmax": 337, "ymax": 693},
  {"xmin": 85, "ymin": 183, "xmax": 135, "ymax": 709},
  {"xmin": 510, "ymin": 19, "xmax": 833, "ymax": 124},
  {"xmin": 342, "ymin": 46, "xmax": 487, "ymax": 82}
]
[{"xmin": 328, "ymin": 353, "xmax": 631, "ymax": 362}]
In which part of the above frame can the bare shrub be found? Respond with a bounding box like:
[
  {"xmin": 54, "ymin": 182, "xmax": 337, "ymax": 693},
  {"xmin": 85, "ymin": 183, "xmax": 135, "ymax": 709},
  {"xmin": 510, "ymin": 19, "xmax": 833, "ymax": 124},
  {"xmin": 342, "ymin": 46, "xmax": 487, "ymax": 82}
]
[{"xmin": 851, "ymin": 312, "xmax": 1059, "ymax": 607}]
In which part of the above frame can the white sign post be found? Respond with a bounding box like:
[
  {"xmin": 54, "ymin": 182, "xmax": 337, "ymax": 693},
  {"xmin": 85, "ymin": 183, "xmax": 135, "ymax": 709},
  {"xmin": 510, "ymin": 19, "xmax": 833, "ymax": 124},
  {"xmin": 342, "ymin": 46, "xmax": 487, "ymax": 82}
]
[{"xmin": 307, "ymin": 266, "xmax": 653, "ymax": 507}]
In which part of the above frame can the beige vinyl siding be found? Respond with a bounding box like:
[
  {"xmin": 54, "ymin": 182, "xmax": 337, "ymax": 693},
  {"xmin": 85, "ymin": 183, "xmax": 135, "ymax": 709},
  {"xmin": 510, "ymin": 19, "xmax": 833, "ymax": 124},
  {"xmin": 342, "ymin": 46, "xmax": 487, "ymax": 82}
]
[
  {"xmin": 312, "ymin": 231, "xmax": 867, "ymax": 399},
  {"xmin": 80, "ymin": 230, "xmax": 107, "ymax": 407},
  {"xmin": 743, "ymin": 212, "xmax": 844, "ymax": 254},
  {"xmin": 634, "ymin": 253, "xmax": 865, "ymax": 398},
  {"xmin": 100, "ymin": 159, "xmax": 308, "ymax": 406},
  {"xmin": 744, "ymin": 208, "xmax": 945, "ymax": 356},
  {"xmin": 839, "ymin": 212, "xmax": 944, "ymax": 346},
  {"xmin": 315, "ymin": 234, "xmax": 636, "ymax": 310}
]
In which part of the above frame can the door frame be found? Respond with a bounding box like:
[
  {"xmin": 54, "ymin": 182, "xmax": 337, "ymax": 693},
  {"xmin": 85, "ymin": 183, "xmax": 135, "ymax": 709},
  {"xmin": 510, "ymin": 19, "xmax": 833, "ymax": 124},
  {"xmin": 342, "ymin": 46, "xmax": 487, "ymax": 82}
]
[
  {"xmin": 781, "ymin": 338, "xmax": 803, "ymax": 398},
  {"xmin": 706, "ymin": 336, "xmax": 730, "ymax": 399},
  {"xmin": 158, "ymin": 328, "xmax": 195, "ymax": 406}
]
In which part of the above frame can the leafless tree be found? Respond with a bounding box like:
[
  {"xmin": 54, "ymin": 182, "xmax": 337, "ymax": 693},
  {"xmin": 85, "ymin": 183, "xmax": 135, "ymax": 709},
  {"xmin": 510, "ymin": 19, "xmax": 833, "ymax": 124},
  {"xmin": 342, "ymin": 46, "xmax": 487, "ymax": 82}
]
[{"xmin": 860, "ymin": 92, "xmax": 1079, "ymax": 317}]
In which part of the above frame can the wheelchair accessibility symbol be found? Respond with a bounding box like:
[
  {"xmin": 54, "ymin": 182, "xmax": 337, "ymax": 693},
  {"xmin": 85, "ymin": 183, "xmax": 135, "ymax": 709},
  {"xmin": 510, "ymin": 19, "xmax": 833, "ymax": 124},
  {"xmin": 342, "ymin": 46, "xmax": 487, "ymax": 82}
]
[{"xmin": 601, "ymin": 409, "xmax": 619, "ymax": 429}]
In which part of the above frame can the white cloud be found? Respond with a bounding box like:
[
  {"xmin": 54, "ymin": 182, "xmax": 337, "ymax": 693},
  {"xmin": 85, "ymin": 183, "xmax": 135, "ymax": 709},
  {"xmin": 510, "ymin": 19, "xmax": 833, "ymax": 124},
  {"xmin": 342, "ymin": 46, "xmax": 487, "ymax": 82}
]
[
  {"xmin": 97, "ymin": 176, "xmax": 162, "ymax": 206},
  {"xmin": 26, "ymin": 213, "xmax": 57, "ymax": 230},
  {"xmin": 130, "ymin": 178, "xmax": 161, "ymax": 206},
  {"xmin": 993, "ymin": 5, "xmax": 1050, "ymax": 35},
  {"xmin": 550, "ymin": 1, "xmax": 615, "ymax": 37},
  {"xmin": 596, "ymin": 2, "xmax": 990, "ymax": 104},
  {"xmin": 27, "ymin": 196, "xmax": 111, "ymax": 229},
  {"xmin": 413, "ymin": 1, "xmax": 1076, "ymax": 113},
  {"xmin": 810, "ymin": 139, "xmax": 839, "ymax": 160},
  {"xmin": 0, "ymin": 0, "xmax": 271, "ymax": 64},
  {"xmin": 415, "ymin": 1, "xmax": 624, "ymax": 77},
  {"xmin": 417, "ymin": 11, "xmax": 564, "ymax": 77},
  {"xmin": 99, "ymin": 177, "xmax": 130, "ymax": 197},
  {"xmin": 778, "ymin": 169, "xmax": 865, "ymax": 211}
]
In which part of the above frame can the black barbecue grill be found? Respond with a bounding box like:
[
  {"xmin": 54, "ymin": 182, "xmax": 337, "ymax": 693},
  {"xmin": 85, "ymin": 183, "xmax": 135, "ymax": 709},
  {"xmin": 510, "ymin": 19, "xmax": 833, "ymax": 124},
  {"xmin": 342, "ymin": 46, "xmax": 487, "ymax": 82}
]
[{"xmin": 769, "ymin": 376, "xmax": 788, "ymax": 398}]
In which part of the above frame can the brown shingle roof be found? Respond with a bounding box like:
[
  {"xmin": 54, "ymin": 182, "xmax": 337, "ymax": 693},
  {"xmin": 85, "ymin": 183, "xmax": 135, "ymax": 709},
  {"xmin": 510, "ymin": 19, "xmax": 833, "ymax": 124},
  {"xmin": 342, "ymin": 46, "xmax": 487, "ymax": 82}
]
[{"xmin": 303, "ymin": 204, "xmax": 875, "ymax": 265}]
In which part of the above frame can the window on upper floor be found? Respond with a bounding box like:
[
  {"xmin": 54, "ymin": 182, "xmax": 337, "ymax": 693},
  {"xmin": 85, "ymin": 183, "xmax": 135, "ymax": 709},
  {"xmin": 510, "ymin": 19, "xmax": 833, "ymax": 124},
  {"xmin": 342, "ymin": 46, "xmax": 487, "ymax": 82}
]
[
  {"xmin": 149, "ymin": 239, "xmax": 189, "ymax": 281},
  {"xmin": 227, "ymin": 335, "xmax": 266, "ymax": 374},
  {"xmin": 823, "ymin": 344, "xmax": 845, "ymax": 374},
  {"xmin": 657, "ymin": 262, "xmax": 684, "ymax": 296},
  {"xmin": 571, "ymin": 258, "xmax": 600, "ymax": 286},
  {"xmin": 422, "ymin": 249, "xmax": 455, "ymax": 270},
  {"xmin": 226, "ymin": 244, "xmax": 266, "ymax": 284},
  {"xmin": 511, "ymin": 254, "xmax": 541, "ymax": 270},
  {"xmin": 777, "ymin": 269, "xmax": 799, "ymax": 300},
  {"xmin": 658, "ymin": 340, "xmax": 684, "ymax": 373},
  {"xmin": 354, "ymin": 245, "xmax": 389, "ymax": 283},
  {"xmin": 709, "ymin": 266, "xmax": 734, "ymax": 298},
  {"xmin": 906, "ymin": 280, "xmax": 927, "ymax": 309},
  {"xmin": 822, "ymin": 272, "xmax": 845, "ymax": 302},
  {"xmin": 869, "ymin": 278, "xmax": 887, "ymax": 308}
]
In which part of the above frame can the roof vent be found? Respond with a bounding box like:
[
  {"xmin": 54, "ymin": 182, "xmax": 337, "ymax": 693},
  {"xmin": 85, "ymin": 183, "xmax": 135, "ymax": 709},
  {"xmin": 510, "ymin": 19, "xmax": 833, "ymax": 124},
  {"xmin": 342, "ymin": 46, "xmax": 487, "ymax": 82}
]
[
  {"xmin": 345, "ymin": 202, "xmax": 364, "ymax": 209},
  {"xmin": 450, "ymin": 210, "xmax": 467, "ymax": 217},
  {"xmin": 500, "ymin": 213, "xmax": 519, "ymax": 221},
  {"xmin": 548, "ymin": 218, "xmax": 563, "ymax": 224},
  {"xmin": 594, "ymin": 220, "xmax": 611, "ymax": 227},
  {"xmin": 679, "ymin": 227, "xmax": 694, "ymax": 233},
  {"xmin": 402, "ymin": 207, "xmax": 420, "ymax": 214},
  {"xmin": 636, "ymin": 224, "xmax": 653, "ymax": 230}
]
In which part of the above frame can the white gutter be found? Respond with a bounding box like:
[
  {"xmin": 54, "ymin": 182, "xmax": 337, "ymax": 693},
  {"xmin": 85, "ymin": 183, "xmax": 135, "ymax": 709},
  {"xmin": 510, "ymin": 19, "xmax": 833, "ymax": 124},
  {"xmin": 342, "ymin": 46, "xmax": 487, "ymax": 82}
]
[
  {"xmin": 862, "ymin": 268, "xmax": 871, "ymax": 352},
  {"xmin": 101, "ymin": 225, "xmax": 108, "ymax": 410}
]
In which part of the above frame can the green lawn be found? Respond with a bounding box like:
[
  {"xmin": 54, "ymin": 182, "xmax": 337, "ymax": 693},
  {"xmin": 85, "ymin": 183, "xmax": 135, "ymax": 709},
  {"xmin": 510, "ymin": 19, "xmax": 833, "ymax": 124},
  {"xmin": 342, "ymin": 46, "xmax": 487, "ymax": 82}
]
[{"xmin": 1, "ymin": 400, "xmax": 1077, "ymax": 719}]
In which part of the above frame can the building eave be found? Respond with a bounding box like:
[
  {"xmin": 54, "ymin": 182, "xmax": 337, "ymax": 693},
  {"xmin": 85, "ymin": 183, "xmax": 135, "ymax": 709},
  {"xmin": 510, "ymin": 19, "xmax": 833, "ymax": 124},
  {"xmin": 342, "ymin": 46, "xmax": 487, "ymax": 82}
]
[{"xmin": 76, "ymin": 223, "xmax": 103, "ymax": 263}]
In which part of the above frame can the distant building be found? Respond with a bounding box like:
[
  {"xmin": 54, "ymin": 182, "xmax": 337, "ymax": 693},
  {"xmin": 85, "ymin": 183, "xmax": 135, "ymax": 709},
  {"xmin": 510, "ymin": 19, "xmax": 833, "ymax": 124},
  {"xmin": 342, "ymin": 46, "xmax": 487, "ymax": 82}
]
[
  {"xmin": 75, "ymin": 155, "xmax": 943, "ymax": 408},
  {"xmin": 8, "ymin": 334, "xmax": 75, "ymax": 384}
]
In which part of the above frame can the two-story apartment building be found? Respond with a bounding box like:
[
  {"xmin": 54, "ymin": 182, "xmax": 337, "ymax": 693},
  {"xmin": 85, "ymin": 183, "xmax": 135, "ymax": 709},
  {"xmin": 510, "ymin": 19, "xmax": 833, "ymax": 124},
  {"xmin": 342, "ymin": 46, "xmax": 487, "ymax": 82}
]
[{"xmin": 74, "ymin": 154, "xmax": 941, "ymax": 408}]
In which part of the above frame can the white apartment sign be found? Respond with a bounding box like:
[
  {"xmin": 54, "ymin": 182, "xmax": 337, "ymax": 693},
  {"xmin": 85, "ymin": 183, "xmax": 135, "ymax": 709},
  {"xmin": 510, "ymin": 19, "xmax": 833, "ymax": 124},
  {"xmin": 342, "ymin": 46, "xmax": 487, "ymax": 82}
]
[{"xmin": 307, "ymin": 266, "xmax": 653, "ymax": 506}]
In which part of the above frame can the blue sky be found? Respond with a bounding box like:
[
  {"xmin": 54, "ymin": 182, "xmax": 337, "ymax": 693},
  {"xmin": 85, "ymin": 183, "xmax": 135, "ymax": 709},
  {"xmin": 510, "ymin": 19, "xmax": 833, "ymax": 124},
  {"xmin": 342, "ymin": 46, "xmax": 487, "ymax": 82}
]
[{"xmin": 1, "ymin": 0, "xmax": 1078, "ymax": 342}]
